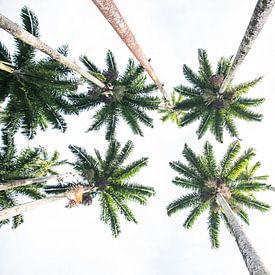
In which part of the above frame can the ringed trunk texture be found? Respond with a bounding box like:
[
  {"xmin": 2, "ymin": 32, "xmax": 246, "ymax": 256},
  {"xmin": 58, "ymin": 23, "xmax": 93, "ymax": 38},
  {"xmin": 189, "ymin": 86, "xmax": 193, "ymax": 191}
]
[
  {"xmin": 219, "ymin": 0, "xmax": 275, "ymax": 95},
  {"xmin": 91, "ymin": 0, "xmax": 170, "ymax": 101},
  {"xmin": 0, "ymin": 14, "xmax": 105, "ymax": 88},
  {"xmin": 0, "ymin": 173, "xmax": 73, "ymax": 192},
  {"xmin": 0, "ymin": 187, "xmax": 93, "ymax": 222},
  {"xmin": 216, "ymin": 193, "xmax": 270, "ymax": 275}
]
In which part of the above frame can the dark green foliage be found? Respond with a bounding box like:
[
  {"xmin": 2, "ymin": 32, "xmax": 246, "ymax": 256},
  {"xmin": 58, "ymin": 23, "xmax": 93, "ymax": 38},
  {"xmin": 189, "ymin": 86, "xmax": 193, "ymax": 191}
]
[
  {"xmin": 0, "ymin": 6, "xmax": 78, "ymax": 139},
  {"xmin": 167, "ymin": 141, "xmax": 270, "ymax": 248},
  {"xmin": 0, "ymin": 134, "xmax": 65, "ymax": 229},
  {"xmin": 173, "ymin": 49, "xmax": 264, "ymax": 142},
  {"xmin": 70, "ymin": 50, "xmax": 160, "ymax": 140},
  {"xmin": 45, "ymin": 140, "xmax": 155, "ymax": 237}
]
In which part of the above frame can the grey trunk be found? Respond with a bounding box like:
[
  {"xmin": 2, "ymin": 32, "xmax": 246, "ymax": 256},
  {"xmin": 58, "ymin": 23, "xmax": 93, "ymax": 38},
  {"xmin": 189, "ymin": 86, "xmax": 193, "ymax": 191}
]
[
  {"xmin": 0, "ymin": 173, "xmax": 72, "ymax": 192},
  {"xmin": 0, "ymin": 14, "xmax": 105, "ymax": 88},
  {"xmin": 0, "ymin": 193, "xmax": 67, "ymax": 222},
  {"xmin": 219, "ymin": 0, "xmax": 275, "ymax": 95},
  {"xmin": 216, "ymin": 193, "xmax": 270, "ymax": 275},
  {"xmin": 91, "ymin": 0, "xmax": 170, "ymax": 101}
]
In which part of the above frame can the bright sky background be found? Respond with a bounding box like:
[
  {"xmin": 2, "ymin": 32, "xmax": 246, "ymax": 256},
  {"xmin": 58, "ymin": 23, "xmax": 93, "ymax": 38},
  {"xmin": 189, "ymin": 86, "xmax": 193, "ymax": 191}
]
[{"xmin": 1, "ymin": 0, "xmax": 275, "ymax": 274}]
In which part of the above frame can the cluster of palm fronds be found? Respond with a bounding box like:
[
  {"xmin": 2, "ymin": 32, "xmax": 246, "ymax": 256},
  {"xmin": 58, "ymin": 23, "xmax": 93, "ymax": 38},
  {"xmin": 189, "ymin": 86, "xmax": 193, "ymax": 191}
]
[{"xmin": 0, "ymin": 5, "xmax": 272, "ymax": 249}]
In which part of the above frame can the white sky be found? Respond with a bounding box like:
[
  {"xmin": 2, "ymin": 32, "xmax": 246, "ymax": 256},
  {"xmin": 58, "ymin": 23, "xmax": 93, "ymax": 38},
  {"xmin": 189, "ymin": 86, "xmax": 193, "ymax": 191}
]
[{"xmin": 0, "ymin": 0, "xmax": 275, "ymax": 274}]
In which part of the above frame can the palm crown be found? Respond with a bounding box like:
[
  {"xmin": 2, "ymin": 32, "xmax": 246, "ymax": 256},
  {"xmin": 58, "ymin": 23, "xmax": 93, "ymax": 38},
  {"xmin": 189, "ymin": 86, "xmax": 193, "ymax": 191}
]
[
  {"xmin": 173, "ymin": 49, "xmax": 264, "ymax": 142},
  {"xmin": 0, "ymin": 134, "xmax": 65, "ymax": 229},
  {"xmin": 45, "ymin": 140, "xmax": 155, "ymax": 237},
  {"xmin": 167, "ymin": 141, "xmax": 270, "ymax": 248},
  {"xmin": 0, "ymin": 6, "xmax": 78, "ymax": 139},
  {"xmin": 71, "ymin": 50, "xmax": 160, "ymax": 140}
]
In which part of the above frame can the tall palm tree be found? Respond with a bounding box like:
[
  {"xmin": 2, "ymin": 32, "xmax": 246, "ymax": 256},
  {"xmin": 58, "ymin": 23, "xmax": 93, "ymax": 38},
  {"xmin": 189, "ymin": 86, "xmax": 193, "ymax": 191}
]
[
  {"xmin": 91, "ymin": 0, "xmax": 170, "ymax": 101},
  {"xmin": 0, "ymin": 6, "xmax": 79, "ymax": 138},
  {"xmin": 173, "ymin": 49, "xmax": 264, "ymax": 142},
  {"xmin": 45, "ymin": 140, "xmax": 155, "ymax": 237},
  {"xmin": 219, "ymin": 0, "xmax": 275, "ymax": 95},
  {"xmin": 71, "ymin": 50, "xmax": 160, "ymax": 140},
  {"xmin": 167, "ymin": 141, "xmax": 271, "ymax": 274},
  {"xmin": 0, "ymin": 134, "xmax": 65, "ymax": 228}
]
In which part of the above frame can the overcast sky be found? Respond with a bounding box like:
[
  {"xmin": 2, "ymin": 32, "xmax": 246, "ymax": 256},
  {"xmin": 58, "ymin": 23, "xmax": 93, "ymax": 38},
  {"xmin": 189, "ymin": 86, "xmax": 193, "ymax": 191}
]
[{"xmin": 1, "ymin": 0, "xmax": 275, "ymax": 274}]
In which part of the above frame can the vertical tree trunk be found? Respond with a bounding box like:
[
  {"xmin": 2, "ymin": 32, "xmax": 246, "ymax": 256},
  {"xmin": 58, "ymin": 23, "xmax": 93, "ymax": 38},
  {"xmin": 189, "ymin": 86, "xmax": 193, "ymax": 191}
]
[
  {"xmin": 219, "ymin": 0, "xmax": 275, "ymax": 95},
  {"xmin": 0, "ymin": 187, "xmax": 93, "ymax": 222},
  {"xmin": 0, "ymin": 14, "xmax": 105, "ymax": 88},
  {"xmin": 91, "ymin": 0, "xmax": 170, "ymax": 101},
  {"xmin": 216, "ymin": 193, "xmax": 270, "ymax": 275},
  {"xmin": 0, "ymin": 173, "xmax": 74, "ymax": 192}
]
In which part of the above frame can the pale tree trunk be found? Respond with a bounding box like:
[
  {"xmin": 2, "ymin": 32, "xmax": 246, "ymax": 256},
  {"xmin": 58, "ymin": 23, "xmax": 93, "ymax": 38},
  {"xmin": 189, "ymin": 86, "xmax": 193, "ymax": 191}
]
[
  {"xmin": 0, "ymin": 187, "xmax": 93, "ymax": 222},
  {"xmin": 0, "ymin": 173, "xmax": 76, "ymax": 192},
  {"xmin": 91, "ymin": 0, "xmax": 170, "ymax": 102},
  {"xmin": 216, "ymin": 193, "xmax": 270, "ymax": 275},
  {"xmin": 0, "ymin": 14, "xmax": 105, "ymax": 88},
  {"xmin": 219, "ymin": 0, "xmax": 275, "ymax": 95}
]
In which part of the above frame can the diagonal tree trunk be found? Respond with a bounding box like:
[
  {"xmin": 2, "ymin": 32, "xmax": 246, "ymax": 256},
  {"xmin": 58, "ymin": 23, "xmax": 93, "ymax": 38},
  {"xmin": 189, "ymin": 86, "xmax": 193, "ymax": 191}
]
[
  {"xmin": 0, "ymin": 173, "xmax": 76, "ymax": 192},
  {"xmin": 0, "ymin": 13, "xmax": 105, "ymax": 88},
  {"xmin": 216, "ymin": 193, "xmax": 270, "ymax": 275},
  {"xmin": 0, "ymin": 187, "xmax": 93, "ymax": 222},
  {"xmin": 219, "ymin": 0, "xmax": 275, "ymax": 95},
  {"xmin": 91, "ymin": 0, "xmax": 170, "ymax": 102}
]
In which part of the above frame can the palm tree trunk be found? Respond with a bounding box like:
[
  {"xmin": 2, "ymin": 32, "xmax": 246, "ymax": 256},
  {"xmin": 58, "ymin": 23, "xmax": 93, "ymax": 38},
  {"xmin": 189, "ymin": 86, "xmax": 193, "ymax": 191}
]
[
  {"xmin": 0, "ymin": 14, "xmax": 105, "ymax": 88},
  {"xmin": 0, "ymin": 193, "xmax": 68, "ymax": 221},
  {"xmin": 0, "ymin": 187, "xmax": 93, "ymax": 222},
  {"xmin": 219, "ymin": 0, "xmax": 275, "ymax": 95},
  {"xmin": 0, "ymin": 173, "xmax": 74, "ymax": 192},
  {"xmin": 91, "ymin": 0, "xmax": 170, "ymax": 101},
  {"xmin": 216, "ymin": 193, "xmax": 270, "ymax": 275}
]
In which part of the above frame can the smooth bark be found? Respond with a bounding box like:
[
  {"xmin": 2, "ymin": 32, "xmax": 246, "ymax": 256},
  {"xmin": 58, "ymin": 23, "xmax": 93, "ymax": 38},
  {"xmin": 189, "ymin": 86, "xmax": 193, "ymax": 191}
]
[
  {"xmin": 0, "ymin": 173, "xmax": 74, "ymax": 192},
  {"xmin": 216, "ymin": 193, "xmax": 270, "ymax": 275},
  {"xmin": 0, "ymin": 13, "xmax": 105, "ymax": 88},
  {"xmin": 219, "ymin": 0, "xmax": 275, "ymax": 95},
  {"xmin": 91, "ymin": 0, "xmax": 170, "ymax": 101},
  {"xmin": 0, "ymin": 187, "xmax": 93, "ymax": 222}
]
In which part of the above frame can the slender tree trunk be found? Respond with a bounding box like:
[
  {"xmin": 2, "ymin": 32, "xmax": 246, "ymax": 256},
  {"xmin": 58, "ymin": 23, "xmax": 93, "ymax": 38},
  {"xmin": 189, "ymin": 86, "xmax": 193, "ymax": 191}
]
[
  {"xmin": 0, "ymin": 187, "xmax": 93, "ymax": 222},
  {"xmin": 0, "ymin": 14, "xmax": 105, "ymax": 88},
  {"xmin": 91, "ymin": 0, "xmax": 170, "ymax": 101},
  {"xmin": 219, "ymin": 0, "xmax": 275, "ymax": 95},
  {"xmin": 0, "ymin": 173, "xmax": 75, "ymax": 192},
  {"xmin": 216, "ymin": 193, "xmax": 270, "ymax": 275}
]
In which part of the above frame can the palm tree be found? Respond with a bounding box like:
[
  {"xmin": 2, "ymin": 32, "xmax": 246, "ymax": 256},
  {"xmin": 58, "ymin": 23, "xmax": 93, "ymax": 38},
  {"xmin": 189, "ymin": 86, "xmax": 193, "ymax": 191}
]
[
  {"xmin": 71, "ymin": 50, "xmax": 160, "ymax": 140},
  {"xmin": 45, "ymin": 140, "xmax": 155, "ymax": 237},
  {"xmin": 167, "ymin": 141, "xmax": 271, "ymax": 274},
  {"xmin": 0, "ymin": 6, "xmax": 80, "ymax": 138},
  {"xmin": 0, "ymin": 9, "xmax": 105, "ymax": 88},
  {"xmin": 219, "ymin": 0, "xmax": 275, "ymax": 95},
  {"xmin": 91, "ymin": 0, "xmax": 170, "ymax": 101},
  {"xmin": 0, "ymin": 134, "xmax": 65, "ymax": 228},
  {"xmin": 173, "ymin": 49, "xmax": 264, "ymax": 142}
]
